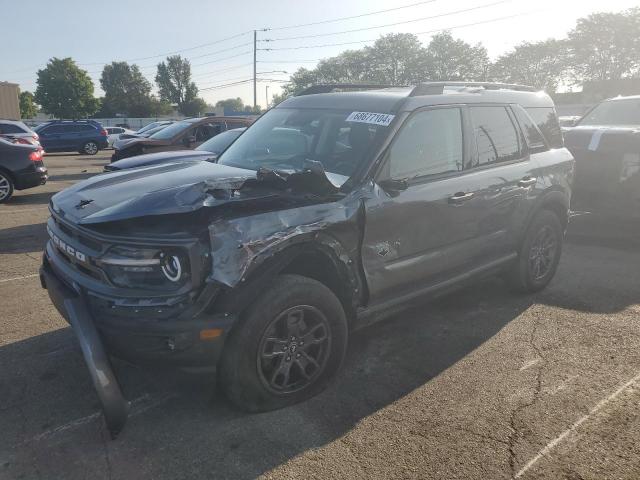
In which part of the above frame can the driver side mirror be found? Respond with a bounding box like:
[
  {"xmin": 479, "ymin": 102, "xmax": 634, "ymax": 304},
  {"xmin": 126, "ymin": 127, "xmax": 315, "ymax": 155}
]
[{"xmin": 378, "ymin": 178, "xmax": 409, "ymax": 195}]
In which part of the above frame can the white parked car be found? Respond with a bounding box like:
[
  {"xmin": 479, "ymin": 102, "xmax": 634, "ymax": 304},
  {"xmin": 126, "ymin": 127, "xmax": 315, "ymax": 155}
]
[{"xmin": 105, "ymin": 127, "xmax": 135, "ymax": 148}]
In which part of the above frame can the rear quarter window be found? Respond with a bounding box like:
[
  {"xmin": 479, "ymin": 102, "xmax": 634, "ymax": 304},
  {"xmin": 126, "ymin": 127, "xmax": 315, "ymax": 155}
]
[
  {"xmin": 0, "ymin": 123, "xmax": 26, "ymax": 134},
  {"xmin": 525, "ymin": 107, "xmax": 563, "ymax": 149}
]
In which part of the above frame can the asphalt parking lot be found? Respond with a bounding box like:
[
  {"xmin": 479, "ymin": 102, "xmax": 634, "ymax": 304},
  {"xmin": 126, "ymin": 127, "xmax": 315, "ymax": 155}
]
[{"xmin": 1, "ymin": 153, "xmax": 639, "ymax": 480}]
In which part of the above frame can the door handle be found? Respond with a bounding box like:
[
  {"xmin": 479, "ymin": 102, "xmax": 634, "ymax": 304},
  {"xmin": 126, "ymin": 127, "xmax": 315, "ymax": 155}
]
[
  {"xmin": 449, "ymin": 192, "xmax": 474, "ymax": 204},
  {"xmin": 519, "ymin": 177, "xmax": 537, "ymax": 187}
]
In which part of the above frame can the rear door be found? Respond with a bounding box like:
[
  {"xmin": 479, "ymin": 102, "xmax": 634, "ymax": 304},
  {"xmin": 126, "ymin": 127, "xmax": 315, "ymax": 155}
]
[{"xmin": 463, "ymin": 105, "xmax": 541, "ymax": 254}]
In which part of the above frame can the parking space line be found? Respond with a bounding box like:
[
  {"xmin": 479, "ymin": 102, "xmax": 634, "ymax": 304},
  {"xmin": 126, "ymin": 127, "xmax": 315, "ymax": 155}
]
[
  {"xmin": 0, "ymin": 273, "xmax": 39, "ymax": 284},
  {"xmin": 516, "ymin": 371, "xmax": 640, "ymax": 478}
]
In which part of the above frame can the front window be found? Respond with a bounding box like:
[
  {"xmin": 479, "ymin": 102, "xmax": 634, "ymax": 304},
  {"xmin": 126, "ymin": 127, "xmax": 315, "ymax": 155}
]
[
  {"xmin": 579, "ymin": 99, "xmax": 640, "ymax": 127},
  {"xmin": 217, "ymin": 108, "xmax": 391, "ymax": 178},
  {"xmin": 149, "ymin": 121, "xmax": 191, "ymax": 140}
]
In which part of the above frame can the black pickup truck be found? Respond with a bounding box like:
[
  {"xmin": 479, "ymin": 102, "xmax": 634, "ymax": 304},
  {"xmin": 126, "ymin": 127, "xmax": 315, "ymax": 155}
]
[{"xmin": 40, "ymin": 82, "xmax": 574, "ymax": 436}]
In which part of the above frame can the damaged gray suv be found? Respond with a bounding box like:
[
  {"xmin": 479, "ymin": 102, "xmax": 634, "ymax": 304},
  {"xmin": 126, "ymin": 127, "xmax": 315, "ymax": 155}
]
[{"xmin": 40, "ymin": 82, "xmax": 574, "ymax": 436}]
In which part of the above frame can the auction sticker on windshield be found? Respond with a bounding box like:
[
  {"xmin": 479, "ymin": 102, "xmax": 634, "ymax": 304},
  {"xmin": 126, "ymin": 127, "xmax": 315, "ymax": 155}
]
[{"xmin": 346, "ymin": 112, "xmax": 395, "ymax": 127}]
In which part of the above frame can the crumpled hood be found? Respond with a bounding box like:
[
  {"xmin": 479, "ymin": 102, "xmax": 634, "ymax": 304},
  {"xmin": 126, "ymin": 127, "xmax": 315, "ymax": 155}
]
[
  {"xmin": 51, "ymin": 161, "xmax": 257, "ymax": 225},
  {"xmin": 108, "ymin": 150, "xmax": 215, "ymax": 170}
]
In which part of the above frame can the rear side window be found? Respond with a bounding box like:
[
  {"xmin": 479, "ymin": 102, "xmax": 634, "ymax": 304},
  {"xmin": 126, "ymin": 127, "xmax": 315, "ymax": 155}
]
[
  {"xmin": 42, "ymin": 125, "xmax": 66, "ymax": 134},
  {"xmin": 77, "ymin": 124, "xmax": 96, "ymax": 132},
  {"xmin": 525, "ymin": 107, "xmax": 563, "ymax": 149},
  {"xmin": 388, "ymin": 107, "xmax": 463, "ymax": 180},
  {"xmin": 469, "ymin": 106, "xmax": 522, "ymax": 167},
  {"xmin": 0, "ymin": 123, "xmax": 26, "ymax": 134},
  {"xmin": 513, "ymin": 105, "xmax": 547, "ymax": 153}
]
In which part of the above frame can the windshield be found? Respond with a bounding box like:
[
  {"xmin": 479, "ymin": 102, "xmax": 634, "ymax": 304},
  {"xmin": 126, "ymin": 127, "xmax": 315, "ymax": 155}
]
[
  {"xmin": 218, "ymin": 108, "xmax": 391, "ymax": 178},
  {"xmin": 579, "ymin": 99, "xmax": 640, "ymax": 126},
  {"xmin": 137, "ymin": 122, "xmax": 160, "ymax": 134},
  {"xmin": 196, "ymin": 128, "xmax": 244, "ymax": 154},
  {"xmin": 149, "ymin": 121, "xmax": 191, "ymax": 140}
]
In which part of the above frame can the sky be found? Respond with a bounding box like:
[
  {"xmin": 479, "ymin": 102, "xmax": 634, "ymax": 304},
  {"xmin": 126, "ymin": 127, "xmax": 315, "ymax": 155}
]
[{"xmin": 1, "ymin": 0, "xmax": 638, "ymax": 110}]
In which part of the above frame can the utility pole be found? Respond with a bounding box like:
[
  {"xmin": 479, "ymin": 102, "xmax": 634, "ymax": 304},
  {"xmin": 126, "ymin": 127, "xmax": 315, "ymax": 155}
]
[
  {"xmin": 253, "ymin": 30, "xmax": 257, "ymax": 109},
  {"xmin": 265, "ymin": 85, "xmax": 269, "ymax": 109}
]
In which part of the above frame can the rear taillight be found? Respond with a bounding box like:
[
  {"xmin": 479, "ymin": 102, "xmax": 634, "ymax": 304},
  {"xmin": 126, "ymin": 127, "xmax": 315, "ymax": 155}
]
[
  {"xmin": 29, "ymin": 150, "xmax": 43, "ymax": 162},
  {"xmin": 14, "ymin": 138, "xmax": 31, "ymax": 145},
  {"xmin": 100, "ymin": 129, "xmax": 108, "ymax": 136}
]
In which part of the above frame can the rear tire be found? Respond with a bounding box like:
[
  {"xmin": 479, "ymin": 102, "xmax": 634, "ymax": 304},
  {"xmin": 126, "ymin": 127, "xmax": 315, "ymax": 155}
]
[
  {"xmin": 507, "ymin": 210, "xmax": 563, "ymax": 293},
  {"xmin": 218, "ymin": 274, "xmax": 348, "ymax": 412},
  {"xmin": 0, "ymin": 171, "xmax": 14, "ymax": 203},
  {"xmin": 80, "ymin": 141, "xmax": 99, "ymax": 155}
]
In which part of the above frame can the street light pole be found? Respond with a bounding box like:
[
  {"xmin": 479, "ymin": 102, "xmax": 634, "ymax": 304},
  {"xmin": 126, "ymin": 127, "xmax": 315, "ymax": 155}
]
[{"xmin": 265, "ymin": 85, "xmax": 269, "ymax": 109}]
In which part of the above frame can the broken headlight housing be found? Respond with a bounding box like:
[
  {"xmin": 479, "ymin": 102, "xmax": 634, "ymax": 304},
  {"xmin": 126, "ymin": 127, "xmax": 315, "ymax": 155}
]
[{"xmin": 98, "ymin": 245, "xmax": 190, "ymax": 289}]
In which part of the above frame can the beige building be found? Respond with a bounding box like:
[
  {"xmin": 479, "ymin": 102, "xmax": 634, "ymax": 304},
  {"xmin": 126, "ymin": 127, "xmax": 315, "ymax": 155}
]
[{"xmin": 0, "ymin": 81, "xmax": 21, "ymax": 120}]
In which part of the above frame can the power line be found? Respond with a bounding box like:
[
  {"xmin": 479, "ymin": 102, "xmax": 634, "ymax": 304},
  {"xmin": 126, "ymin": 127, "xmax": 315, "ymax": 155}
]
[
  {"xmin": 262, "ymin": 0, "xmax": 510, "ymax": 42},
  {"xmin": 77, "ymin": 31, "xmax": 253, "ymax": 66},
  {"xmin": 265, "ymin": 0, "xmax": 440, "ymax": 31},
  {"xmin": 259, "ymin": 10, "xmax": 540, "ymax": 51},
  {"xmin": 191, "ymin": 63, "xmax": 253, "ymax": 79}
]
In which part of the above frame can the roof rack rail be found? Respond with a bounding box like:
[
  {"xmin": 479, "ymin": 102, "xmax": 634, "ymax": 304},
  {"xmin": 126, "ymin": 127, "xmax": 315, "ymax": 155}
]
[
  {"xmin": 296, "ymin": 83, "xmax": 406, "ymax": 96},
  {"xmin": 410, "ymin": 82, "xmax": 538, "ymax": 96}
]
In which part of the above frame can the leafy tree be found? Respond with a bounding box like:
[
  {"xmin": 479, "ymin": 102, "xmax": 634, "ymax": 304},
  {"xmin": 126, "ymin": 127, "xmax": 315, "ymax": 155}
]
[
  {"xmin": 568, "ymin": 8, "xmax": 640, "ymax": 83},
  {"xmin": 148, "ymin": 97, "xmax": 174, "ymax": 116},
  {"xmin": 155, "ymin": 55, "xmax": 198, "ymax": 115},
  {"xmin": 35, "ymin": 57, "xmax": 99, "ymax": 118},
  {"xmin": 271, "ymin": 91, "xmax": 289, "ymax": 106},
  {"xmin": 180, "ymin": 97, "xmax": 208, "ymax": 117},
  {"xmin": 490, "ymin": 39, "xmax": 568, "ymax": 92},
  {"xmin": 424, "ymin": 32, "xmax": 489, "ymax": 81},
  {"xmin": 100, "ymin": 62, "xmax": 153, "ymax": 116},
  {"xmin": 364, "ymin": 33, "xmax": 426, "ymax": 84},
  {"xmin": 215, "ymin": 97, "xmax": 245, "ymax": 111},
  {"xmin": 19, "ymin": 91, "xmax": 38, "ymax": 119}
]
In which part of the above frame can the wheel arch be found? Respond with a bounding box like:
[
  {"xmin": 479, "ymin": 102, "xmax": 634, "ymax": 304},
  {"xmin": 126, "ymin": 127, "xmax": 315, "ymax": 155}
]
[{"xmin": 213, "ymin": 237, "xmax": 364, "ymax": 325}]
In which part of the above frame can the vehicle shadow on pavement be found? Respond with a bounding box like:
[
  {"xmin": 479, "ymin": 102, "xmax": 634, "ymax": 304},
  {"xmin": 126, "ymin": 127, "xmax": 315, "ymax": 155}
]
[
  {"xmin": 1, "ymin": 278, "xmax": 536, "ymax": 479},
  {"xmin": 3, "ymin": 191, "xmax": 54, "ymax": 207},
  {"xmin": 2, "ymin": 229, "xmax": 639, "ymax": 479},
  {"xmin": 0, "ymin": 222, "xmax": 47, "ymax": 254}
]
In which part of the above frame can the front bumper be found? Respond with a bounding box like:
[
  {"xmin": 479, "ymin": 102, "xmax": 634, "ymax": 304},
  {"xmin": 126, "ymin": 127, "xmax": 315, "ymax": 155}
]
[{"xmin": 41, "ymin": 243, "xmax": 235, "ymax": 436}]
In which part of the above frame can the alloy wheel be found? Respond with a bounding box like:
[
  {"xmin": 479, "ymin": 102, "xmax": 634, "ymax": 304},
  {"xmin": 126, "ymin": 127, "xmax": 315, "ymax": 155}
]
[
  {"xmin": 257, "ymin": 305, "xmax": 332, "ymax": 394},
  {"xmin": 528, "ymin": 225, "xmax": 557, "ymax": 281},
  {"xmin": 84, "ymin": 142, "xmax": 98, "ymax": 155},
  {"xmin": 0, "ymin": 174, "xmax": 11, "ymax": 201}
]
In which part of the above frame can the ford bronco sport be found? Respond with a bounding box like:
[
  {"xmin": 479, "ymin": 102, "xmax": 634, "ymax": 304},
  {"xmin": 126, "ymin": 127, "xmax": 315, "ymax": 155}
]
[{"xmin": 40, "ymin": 82, "xmax": 574, "ymax": 436}]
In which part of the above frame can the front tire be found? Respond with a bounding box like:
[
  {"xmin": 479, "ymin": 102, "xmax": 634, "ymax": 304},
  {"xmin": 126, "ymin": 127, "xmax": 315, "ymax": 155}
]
[
  {"xmin": 507, "ymin": 210, "xmax": 563, "ymax": 293},
  {"xmin": 80, "ymin": 141, "xmax": 99, "ymax": 155},
  {"xmin": 218, "ymin": 274, "xmax": 348, "ymax": 412},
  {"xmin": 0, "ymin": 171, "xmax": 14, "ymax": 203}
]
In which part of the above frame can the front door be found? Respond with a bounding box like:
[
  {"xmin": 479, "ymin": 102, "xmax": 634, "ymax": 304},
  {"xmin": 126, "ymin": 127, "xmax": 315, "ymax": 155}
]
[{"xmin": 362, "ymin": 106, "xmax": 483, "ymax": 302}]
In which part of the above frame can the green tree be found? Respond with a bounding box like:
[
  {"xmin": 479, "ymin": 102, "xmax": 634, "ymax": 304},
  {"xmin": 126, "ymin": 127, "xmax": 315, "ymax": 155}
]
[
  {"xmin": 490, "ymin": 39, "xmax": 568, "ymax": 92},
  {"xmin": 424, "ymin": 32, "xmax": 489, "ymax": 81},
  {"xmin": 364, "ymin": 33, "xmax": 426, "ymax": 84},
  {"xmin": 568, "ymin": 8, "xmax": 640, "ymax": 83},
  {"xmin": 35, "ymin": 57, "xmax": 99, "ymax": 118},
  {"xmin": 180, "ymin": 97, "xmax": 208, "ymax": 117},
  {"xmin": 215, "ymin": 97, "xmax": 245, "ymax": 111},
  {"xmin": 19, "ymin": 91, "xmax": 38, "ymax": 118},
  {"xmin": 155, "ymin": 55, "xmax": 198, "ymax": 115},
  {"xmin": 100, "ymin": 61, "xmax": 153, "ymax": 116},
  {"xmin": 271, "ymin": 91, "xmax": 289, "ymax": 106}
]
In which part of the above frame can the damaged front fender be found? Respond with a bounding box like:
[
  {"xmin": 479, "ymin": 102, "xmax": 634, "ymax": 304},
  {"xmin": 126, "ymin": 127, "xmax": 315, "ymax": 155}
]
[{"xmin": 208, "ymin": 198, "xmax": 363, "ymax": 290}]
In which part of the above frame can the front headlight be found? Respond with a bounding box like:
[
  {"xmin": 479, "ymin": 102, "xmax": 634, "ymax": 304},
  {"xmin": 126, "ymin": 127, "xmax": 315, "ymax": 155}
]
[{"xmin": 98, "ymin": 245, "xmax": 189, "ymax": 289}]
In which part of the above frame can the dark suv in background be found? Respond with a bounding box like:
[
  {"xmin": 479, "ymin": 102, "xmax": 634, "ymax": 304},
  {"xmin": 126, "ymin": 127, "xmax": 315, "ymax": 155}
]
[
  {"xmin": 35, "ymin": 120, "xmax": 108, "ymax": 155},
  {"xmin": 40, "ymin": 82, "xmax": 573, "ymax": 436}
]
